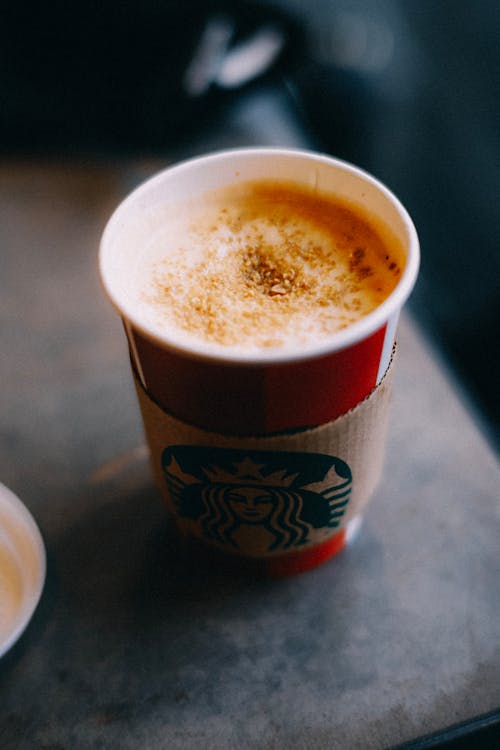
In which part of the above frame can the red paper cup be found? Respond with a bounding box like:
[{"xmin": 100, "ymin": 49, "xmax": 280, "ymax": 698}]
[{"xmin": 100, "ymin": 148, "xmax": 419, "ymax": 574}]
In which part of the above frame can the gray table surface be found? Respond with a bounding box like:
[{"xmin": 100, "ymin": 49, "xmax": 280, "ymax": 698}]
[{"xmin": 1, "ymin": 161, "xmax": 499, "ymax": 750}]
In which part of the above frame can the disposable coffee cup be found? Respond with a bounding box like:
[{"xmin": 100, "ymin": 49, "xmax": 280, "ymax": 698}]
[{"xmin": 100, "ymin": 148, "xmax": 419, "ymax": 575}]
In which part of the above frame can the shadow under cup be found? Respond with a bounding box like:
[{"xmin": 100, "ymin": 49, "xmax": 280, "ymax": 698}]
[{"xmin": 100, "ymin": 149, "xmax": 419, "ymax": 575}]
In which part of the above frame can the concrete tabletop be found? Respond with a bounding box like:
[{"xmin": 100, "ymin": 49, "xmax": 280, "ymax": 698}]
[{"xmin": 0, "ymin": 161, "xmax": 498, "ymax": 749}]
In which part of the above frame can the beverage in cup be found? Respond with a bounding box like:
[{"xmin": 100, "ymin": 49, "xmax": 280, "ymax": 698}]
[{"xmin": 99, "ymin": 148, "xmax": 419, "ymax": 575}]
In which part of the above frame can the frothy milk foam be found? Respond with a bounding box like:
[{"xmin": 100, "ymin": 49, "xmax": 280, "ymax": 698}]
[{"xmin": 133, "ymin": 179, "xmax": 405, "ymax": 353}]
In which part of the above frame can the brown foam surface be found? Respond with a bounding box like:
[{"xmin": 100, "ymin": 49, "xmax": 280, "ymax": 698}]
[{"xmin": 142, "ymin": 180, "xmax": 404, "ymax": 351}]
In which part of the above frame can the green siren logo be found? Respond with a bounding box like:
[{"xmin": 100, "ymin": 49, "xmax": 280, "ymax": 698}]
[{"xmin": 162, "ymin": 446, "xmax": 352, "ymax": 554}]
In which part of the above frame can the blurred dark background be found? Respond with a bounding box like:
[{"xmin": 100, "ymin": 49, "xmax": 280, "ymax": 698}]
[{"xmin": 2, "ymin": 0, "xmax": 499, "ymax": 447}]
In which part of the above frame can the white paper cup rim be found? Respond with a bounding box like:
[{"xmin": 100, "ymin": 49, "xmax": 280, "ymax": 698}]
[
  {"xmin": 100, "ymin": 148, "xmax": 419, "ymax": 365},
  {"xmin": 0, "ymin": 483, "xmax": 46, "ymax": 658}
]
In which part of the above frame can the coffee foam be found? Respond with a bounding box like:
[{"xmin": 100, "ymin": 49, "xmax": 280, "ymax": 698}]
[{"xmin": 130, "ymin": 180, "xmax": 404, "ymax": 354}]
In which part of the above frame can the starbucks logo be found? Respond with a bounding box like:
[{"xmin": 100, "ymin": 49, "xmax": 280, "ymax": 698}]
[{"xmin": 162, "ymin": 446, "xmax": 352, "ymax": 554}]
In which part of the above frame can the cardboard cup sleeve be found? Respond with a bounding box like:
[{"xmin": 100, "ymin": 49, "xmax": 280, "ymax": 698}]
[{"xmin": 133, "ymin": 347, "xmax": 396, "ymax": 565}]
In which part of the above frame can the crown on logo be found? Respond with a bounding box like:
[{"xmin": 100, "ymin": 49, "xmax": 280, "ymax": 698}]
[{"xmin": 202, "ymin": 457, "xmax": 298, "ymax": 487}]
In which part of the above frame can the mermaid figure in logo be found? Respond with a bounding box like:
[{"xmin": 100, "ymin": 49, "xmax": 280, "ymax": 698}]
[{"xmin": 163, "ymin": 449, "xmax": 352, "ymax": 553}]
